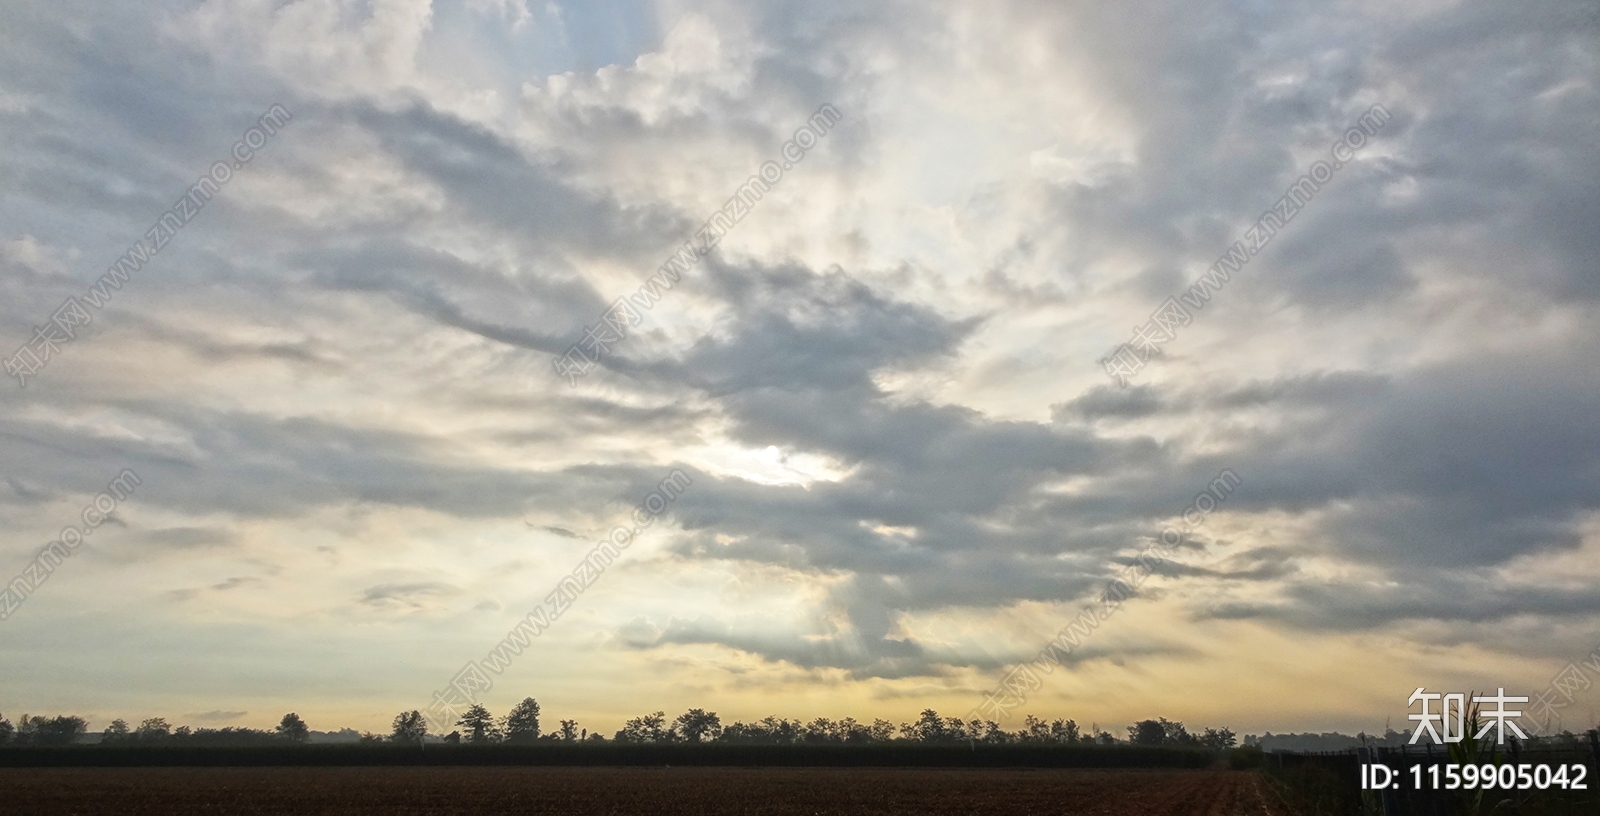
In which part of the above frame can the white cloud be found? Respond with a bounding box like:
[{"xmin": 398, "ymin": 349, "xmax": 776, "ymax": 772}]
[{"xmin": 0, "ymin": 0, "xmax": 1595, "ymax": 734}]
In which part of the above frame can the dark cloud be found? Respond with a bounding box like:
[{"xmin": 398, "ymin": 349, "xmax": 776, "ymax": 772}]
[
  {"xmin": 1221, "ymin": 351, "xmax": 1600, "ymax": 568},
  {"xmin": 1204, "ymin": 573, "xmax": 1600, "ymax": 631},
  {"xmin": 348, "ymin": 101, "xmax": 688, "ymax": 262},
  {"xmin": 133, "ymin": 527, "xmax": 237, "ymax": 551},
  {"xmin": 1114, "ymin": 546, "xmax": 1298, "ymax": 583},
  {"xmin": 0, "ymin": 0, "xmax": 1595, "ymax": 700},
  {"xmin": 186, "ymin": 710, "xmax": 249, "ymax": 722},
  {"xmin": 359, "ymin": 582, "xmax": 461, "ymax": 608},
  {"xmin": 620, "ymin": 608, "xmax": 1200, "ymax": 680},
  {"xmin": 0, "ymin": 395, "xmax": 713, "ymax": 527},
  {"xmin": 649, "ymin": 259, "xmax": 978, "ymax": 393},
  {"xmin": 1053, "ymin": 384, "xmax": 1166, "ymax": 421},
  {"xmin": 1208, "ymin": 372, "xmax": 1389, "ymax": 410}
]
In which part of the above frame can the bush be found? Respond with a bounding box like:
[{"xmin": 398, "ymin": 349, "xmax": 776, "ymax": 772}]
[{"xmin": 1228, "ymin": 745, "xmax": 1265, "ymax": 769}]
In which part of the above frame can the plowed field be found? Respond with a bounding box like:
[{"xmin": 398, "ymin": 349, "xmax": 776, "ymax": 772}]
[{"xmin": 0, "ymin": 766, "xmax": 1292, "ymax": 815}]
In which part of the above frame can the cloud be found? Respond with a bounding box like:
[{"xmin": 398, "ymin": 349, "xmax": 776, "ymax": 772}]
[
  {"xmin": 1053, "ymin": 385, "xmax": 1166, "ymax": 421},
  {"xmin": 186, "ymin": 710, "xmax": 249, "ymax": 722},
  {"xmin": 0, "ymin": 0, "xmax": 1595, "ymax": 729},
  {"xmin": 359, "ymin": 582, "xmax": 462, "ymax": 610}
]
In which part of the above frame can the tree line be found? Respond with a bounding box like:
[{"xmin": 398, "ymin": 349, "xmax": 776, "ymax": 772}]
[
  {"xmin": 0, "ymin": 712, "xmax": 313, "ymax": 746},
  {"xmin": 0, "ymin": 705, "xmax": 1236, "ymax": 749},
  {"xmin": 387, "ymin": 704, "xmax": 1235, "ymax": 748}
]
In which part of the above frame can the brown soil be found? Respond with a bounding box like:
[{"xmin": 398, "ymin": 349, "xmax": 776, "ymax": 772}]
[{"xmin": 0, "ymin": 766, "xmax": 1293, "ymax": 815}]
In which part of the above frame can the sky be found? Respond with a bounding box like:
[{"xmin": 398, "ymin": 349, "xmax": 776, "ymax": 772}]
[{"xmin": 1, "ymin": 0, "xmax": 1597, "ymax": 738}]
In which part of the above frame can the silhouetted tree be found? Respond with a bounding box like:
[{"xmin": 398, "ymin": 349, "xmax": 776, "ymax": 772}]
[
  {"xmin": 21, "ymin": 715, "xmax": 88, "ymax": 745},
  {"xmin": 51, "ymin": 715, "xmax": 88, "ymax": 744},
  {"xmin": 443, "ymin": 731, "xmax": 461, "ymax": 745},
  {"xmin": 1163, "ymin": 719, "xmax": 1195, "ymax": 745},
  {"xmin": 797, "ymin": 716, "xmax": 875, "ymax": 744},
  {"xmin": 503, "ymin": 697, "xmax": 541, "ymax": 743},
  {"xmin": 718, "ymin": 716, "xmax": 803, "ymax": 744},
  {"xmin": 835, "ymin": 717, "xmax": 872, "ymax": 744},
  {"xmin": 1020, "ymin": 715, "xmax": 1080, "ymax": 743},
  {"xmin": 718, "ymin": 721, "xmax": 760, "ymax": 743},
  {"xmin": 801, "ymin": 717, "xmax": 835, "ymax": 744},
  {"xmin": 1021, "ymin": 715, "xmax": 1048, "ymax": 742},
  {"xmin": 615, "ymin": 711, "xmax": 668, "ymax": 743},
  {"xmin": 974, "ymin": 720, "xmax": 1011, "ymax": 744},
  {"xmin": 1126, "ymin": 718, "xmax": 1197, "ymax": 745},
  {"xmin": 390, "ymin": 710, "xmax": 427, "ymax": 744},
  {"xmin": 0, "ymin": 697, "xmax": 1243, "ymax": 755},
  {"xmin": 457, "ymin": 704, "xmax": 500, "ymax": 743},
  {"xmin": 868, "ymin": 719, "xmax": 897, "ymax": 742},
  {"xmin": 101, "ymin": 719, "xmax": 130, "ymax": 743},
  {"xmin": 14, "ymin": 715, "xmax": 38, "ymax": 744},
  {"xmin": 1129, "ymin": 719, "xmax": 1167, "ymax": 745},
  {"xmin": 903, "ymin": 709, "xmax": 963, "ymax": 742},
  {"xmin": 135, "ymin": 718, "xmax": 171, "ymax": 743},
  {"xmin": 1053, "ymin": 718, "xmax": 1081, "ymax": 743},
  {"xmin": 761, "ymin": 716, "xmax": 801, "ymax": 743},
  {"xmin": 276, "ymin": 713, "xmax": 310, "ymax": 743},
  {"xmin": 557, "ymin": 719, "xmax": 580, "ymax": 741},
  {"xmin": 672, "ymin": 709, "xmax": 722, "ymax": 743}
]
